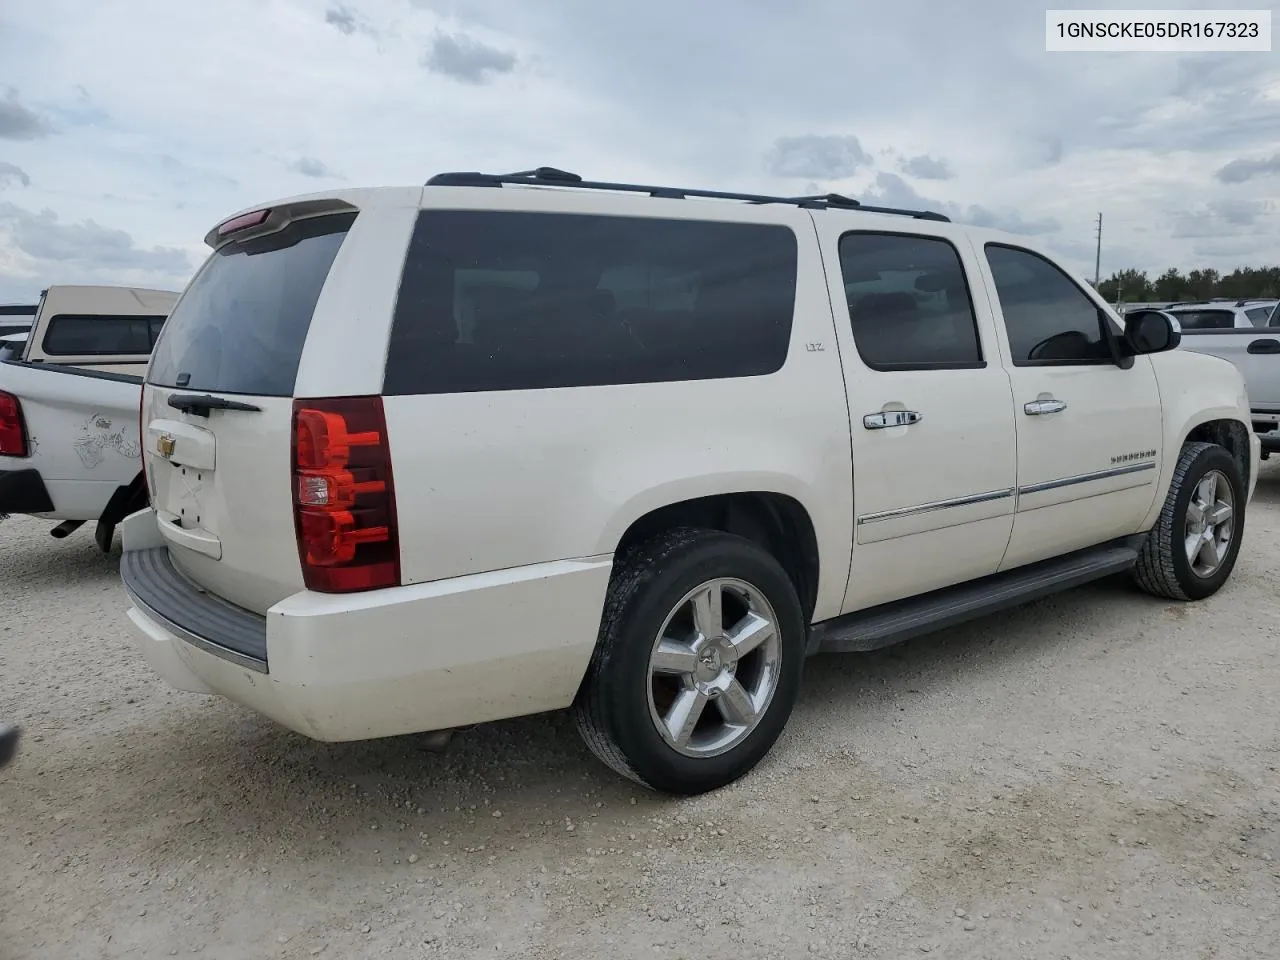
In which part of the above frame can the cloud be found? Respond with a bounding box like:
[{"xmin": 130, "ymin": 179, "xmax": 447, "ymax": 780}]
[
  {"xmin": 422, "ymin": 31, "xmax": 517, "ymax": 84},
  {"xmin": 289, "ymin": 157, "xmax": 341, "ymax": 179},
  {"xmin": 1, "ymin": 0, "xmax": 1279, "ymax": 292},
  {"xmin": 1209, "ymin": 198, "xmax": 1267, "ymax": 226},
  {"xmin": 0, "ymin": 89, "xmax": 53, "ymax": 140},
  {"xmin": 0, "ymin": 162, "xmax": 31, "ymax": 188},
  {"xmin": 898, "ymin": 153, "xmax": 953, "ymax": 180},
  {"xmin": 861, "ymin": 173, "xmax": 1060, "ymax": 234},
  {"xmin": 325, "ymin": 6, "xmax": 358, "ymax": 35},
  {"xmin": 0, "ymin": 202, "xmax": 191, "ymax": 273},
  {"xmin": 1171, "ymin": 200, "xmax": 1273, "ymax": 238},
  {"xmin": 324, "ymin": 5, "xmax": 377, "ymax": 38},
  {"xmin": 767, "ymin": 135, "xmax": 871, "ymax": 180},
  {"xmin": 1215, "ymin": 154, "xmax": 1280, "ymax": 185},
  {"xmin": 1039, "ymin": 136, "xmax": 1064, "ymax": 165},
  {"xmin": 966, "ymin": 205, "xmax": 1061, "ymax": 235}
]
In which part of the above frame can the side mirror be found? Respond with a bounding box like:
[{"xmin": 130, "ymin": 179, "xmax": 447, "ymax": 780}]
[{"xmin": 1122, "ymin": 309, "xmax": 1181, "ymax": 355}]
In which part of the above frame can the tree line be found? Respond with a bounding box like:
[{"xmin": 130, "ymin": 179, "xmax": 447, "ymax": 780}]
[{"xmin": 1095, "ymin": 265, "xmax": 1280, "ymax": 304}]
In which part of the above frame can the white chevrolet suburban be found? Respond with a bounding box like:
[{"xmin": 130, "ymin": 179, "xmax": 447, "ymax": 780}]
[{"xmin": 121, "ymin": 168, "xmax": 1260, "ymax": 795}]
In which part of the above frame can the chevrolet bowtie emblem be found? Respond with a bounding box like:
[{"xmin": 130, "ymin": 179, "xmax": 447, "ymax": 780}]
[{"xmin": 157, "ymin": 434, "xmax": 176, "ymax": 458}]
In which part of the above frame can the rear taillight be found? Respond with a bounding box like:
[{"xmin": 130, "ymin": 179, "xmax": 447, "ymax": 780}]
[
  {"xmin": 0, "ymin": 391, "xmax": 28, "ymax": 457},
  {"xmin": 291, "ymin": 396, "xmax": 399, "ymax": 593}
]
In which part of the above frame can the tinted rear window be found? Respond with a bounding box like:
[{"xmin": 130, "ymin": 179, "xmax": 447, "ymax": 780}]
[
  {"xmin": 148, "ymin": 212, "xmax": 355, "ymax": 396},
  {"xmin": 1170, "ymin": 309, "xmax": 1234, "ymax": 331},
  {"xmin": 42, "ymin": 314, "xmax": 165, "ymax": 356},
  {"xmin": 382, "ymin": 211, "xmax": 798, "ymax": 395}
]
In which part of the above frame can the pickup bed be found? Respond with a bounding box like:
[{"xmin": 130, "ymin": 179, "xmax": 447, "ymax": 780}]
[
  {"xmin": 0, "ymin": 285, "xmax": 178, "ymax": 548},
  {"xmin": 1176, "ymin": 326, "xmax": 1280, "ymax": 455}
]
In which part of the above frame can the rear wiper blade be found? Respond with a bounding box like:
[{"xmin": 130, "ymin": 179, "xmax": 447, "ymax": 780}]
[{"xmin": 167, "ymin": 393, "xmax": 262, "ymax": 416}]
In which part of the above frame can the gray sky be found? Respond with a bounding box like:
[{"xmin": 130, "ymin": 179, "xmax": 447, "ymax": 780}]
[{"xmin": 1, "ymin": 0, "xmax": 1277, "ymax": 301}]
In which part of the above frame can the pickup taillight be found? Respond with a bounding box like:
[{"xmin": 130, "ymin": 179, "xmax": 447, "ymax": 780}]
[
  {"xmin": 0, "ymin": 391, "xmax": 28, "ymax": 457},
  {"xmin": 291, "ymin": 396, "xmax": 400, "ymax": 593}
]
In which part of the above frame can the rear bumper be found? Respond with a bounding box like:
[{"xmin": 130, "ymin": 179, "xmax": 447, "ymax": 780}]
[
  {"xmin": 120, "ymin": 512, "xmax": 613, "ymax": 742},
  {"xmin": 0, "ymin": 468, "xmax": 55, "ymax": 514}
]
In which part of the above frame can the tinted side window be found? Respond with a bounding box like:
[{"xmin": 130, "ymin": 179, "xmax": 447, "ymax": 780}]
[
  {"xmin": 382, "ymin": 211, "xmax": 797, "ymax": 395},
  {"xmin": 42, "ymin": 315, "xmax": 160, "ymax": 356},
  {"xmin": 985, "ymin": 244, "xmax": 1113, "ymax": 365},
  {"xmin": 1172, "ymin": 309, "xmax": 1236, "ymax": 331},
  {"xmin": 838, "ymin": 232, "xmax": 982, "ymax": 369},
  {"xmin": 1244, "ymin": 306, "xmax": 1271, "ymax": 326},
  {"xmin": 149, "ymin": 213, "xmax": 355, "ymax": 396}
]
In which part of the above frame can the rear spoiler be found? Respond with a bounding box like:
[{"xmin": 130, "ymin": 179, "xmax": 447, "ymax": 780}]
[{"xmin": 204, "ymin": 198, "xmax": 359, "ymax": 249}]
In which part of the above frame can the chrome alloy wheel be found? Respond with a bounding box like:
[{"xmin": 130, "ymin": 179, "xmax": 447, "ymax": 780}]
[
  {"xmin": 645, "ymin": 578, "xmax": 782, "ymax": 758},
  {"xmin": 1185, "ymin": 468, "xmax": 1235, "ymax": 578}
]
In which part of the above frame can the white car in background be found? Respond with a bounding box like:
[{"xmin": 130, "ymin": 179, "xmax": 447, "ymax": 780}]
[{"xmin": 1160, "ymin": 298, "xmax": 1279, "ymax": 331}]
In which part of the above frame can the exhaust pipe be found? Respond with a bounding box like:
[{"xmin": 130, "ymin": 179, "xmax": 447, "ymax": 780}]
[{"xmin": 50, "ymin": 520, "xmax": 85, "ymax": 539}]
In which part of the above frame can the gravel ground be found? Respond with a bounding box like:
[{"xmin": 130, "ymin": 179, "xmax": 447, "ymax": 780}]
[{"xmin": 3, "ymin": 463, "xmax": 1279, "ymax": 960}]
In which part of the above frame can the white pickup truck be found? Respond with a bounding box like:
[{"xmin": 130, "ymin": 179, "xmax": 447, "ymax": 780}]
[
  {"xmin": 0, "ymin": 285, "xmax": 178, "ymax": 549},
  {"xmin": 1168, "ymin": 301, "xmax": 1280, "ymax": 458}
]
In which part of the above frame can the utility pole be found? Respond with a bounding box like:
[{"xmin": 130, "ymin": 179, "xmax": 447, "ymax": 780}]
[{"xmin": 1093, "ymin": 212, "xmax": 1103, "ymax": 288}]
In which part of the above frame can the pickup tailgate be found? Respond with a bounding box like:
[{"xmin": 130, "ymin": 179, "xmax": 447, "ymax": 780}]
[
  {"xmin": 141, "ymin": 207, "xmax": 359, "ymax": 616},
  {"xmin": 0, "ymin": 360, "xmax": 142, "ymax": 519},
  {"xmin": 1178, "ymin": 331, "xmax": 1280, "ymax": 409}
]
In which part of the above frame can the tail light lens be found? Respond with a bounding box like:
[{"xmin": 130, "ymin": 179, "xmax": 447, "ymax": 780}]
[
  {"xmin": 0, "ymin": 391, "xmax": 28, "ymax": 457},
  {"xmin": 291, "ymin": 396, "xmax": 399, "ymax": 593}
]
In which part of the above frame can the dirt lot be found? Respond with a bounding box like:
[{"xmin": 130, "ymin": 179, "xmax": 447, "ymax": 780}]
[{"xmin": 3, "ymin": 464, "xmax": 1279, "ymax": 960}]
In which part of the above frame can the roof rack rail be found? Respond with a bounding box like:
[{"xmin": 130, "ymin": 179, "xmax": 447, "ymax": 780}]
[{"xmin": 424, "ymin": 167, "xmax": 952, "ymax": 222}]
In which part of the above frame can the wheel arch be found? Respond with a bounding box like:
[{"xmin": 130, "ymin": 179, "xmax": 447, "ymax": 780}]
[
  {"xmin": 1141, "ymin": 411, "xmax": 1253, "ymax": 532},
  {"xmin": 608, "ymin": 488, "xmax": 824, "ymax": 623}
]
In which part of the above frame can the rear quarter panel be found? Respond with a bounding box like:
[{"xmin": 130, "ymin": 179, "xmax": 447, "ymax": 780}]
[{"xmin": 379, "ymin": 195, "xmax": 855, "ymax": 622}]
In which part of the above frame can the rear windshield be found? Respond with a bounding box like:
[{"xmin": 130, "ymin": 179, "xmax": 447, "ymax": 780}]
[
  {"xmin": 42, "ymin": 314, "xmax": 165, "ymax": 356},
  {"xmin": 383, "ymin": 210, "xmax": 798, "ymax": 395},
  {"xmin": 1170, "ymin": 309, "xmax": 1235, "ymax": 331},
  {"xmin": 149, "ymin": 212, "xmax": 355, "ymax": 396}
]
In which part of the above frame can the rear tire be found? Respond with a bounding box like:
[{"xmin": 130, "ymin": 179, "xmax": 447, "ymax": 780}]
[
  {"xmin": 1132, "ymin": 441, "xmax": 1245, "ymax": 601},
  {"xmin": 572, "ymin": 527, "xmax": 806, "ymax": 795}
]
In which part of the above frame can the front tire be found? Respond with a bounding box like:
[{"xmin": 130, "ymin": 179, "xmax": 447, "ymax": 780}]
[
  {"xmin": 572, "ymin": 527, "xmax": 807, "ymax": 795},
  {"xmin": 1133, "ymin": 441, "xmax": 1246, "ymax": 601}
]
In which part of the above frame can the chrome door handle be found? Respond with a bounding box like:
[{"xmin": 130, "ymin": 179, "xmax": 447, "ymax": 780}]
[
  {"xmin": 1024, "ymin": 398, "xmax": 1067, "ymax": 416},
  {"xmin": 863, "ymin": 410, "xmax": 923, "ymax": 430}
]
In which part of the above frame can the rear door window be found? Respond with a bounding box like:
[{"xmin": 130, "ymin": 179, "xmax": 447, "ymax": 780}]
[
  {"xmin": 148, "ymin": 212, "xmax": 356, "ymax": 396},
  {"xmin": 382, "ymin": 211, "xmax": 798, "ymax": 395},
  {"xmin": 838, "ymin": 232, "xmax": 983, "ymax": 369},
  {"xmin": 42, "ymin": 315, "xmax": 160, "ymax": 356}
]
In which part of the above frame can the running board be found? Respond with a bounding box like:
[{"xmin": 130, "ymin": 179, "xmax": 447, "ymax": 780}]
[{"xmin": 809, "ymin": 534, "xmax": 1147, "ymax": 655}]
